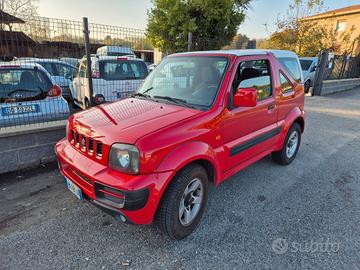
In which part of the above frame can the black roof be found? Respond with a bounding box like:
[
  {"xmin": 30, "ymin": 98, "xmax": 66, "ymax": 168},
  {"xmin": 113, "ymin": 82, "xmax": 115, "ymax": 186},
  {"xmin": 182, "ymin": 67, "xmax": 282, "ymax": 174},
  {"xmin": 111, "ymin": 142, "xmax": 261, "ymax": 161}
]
[
  {"xmin": 0, "ymin": 10, "xmax": 25, "ymax": 24},
  {"xmin": 0, "ymin": 31, "xmax": 36, "ymax": 45}
]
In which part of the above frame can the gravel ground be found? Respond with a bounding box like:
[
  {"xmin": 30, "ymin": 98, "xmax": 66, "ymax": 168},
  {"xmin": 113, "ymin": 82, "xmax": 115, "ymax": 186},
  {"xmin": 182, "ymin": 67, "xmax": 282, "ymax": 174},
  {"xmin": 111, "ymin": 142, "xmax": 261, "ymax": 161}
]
[{"xmin": 1, "ymin": 89, "xmax": 360, "ymax": 270}]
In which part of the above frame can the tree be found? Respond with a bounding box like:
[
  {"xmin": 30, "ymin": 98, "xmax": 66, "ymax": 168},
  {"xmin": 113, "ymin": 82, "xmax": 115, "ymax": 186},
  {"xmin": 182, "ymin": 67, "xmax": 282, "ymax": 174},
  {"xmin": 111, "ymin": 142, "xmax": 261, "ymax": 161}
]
[
  {"xmin": 146, "ymin": 0, "xmax": 251, "ymax": 53},
  {"xmin": 1, "ymin": 0, "xmax": 39, "ymax": 22},
  {"xmin": 257, "ymin": 0, "xmax": 357, "ymax": 56},
  {"xmin": 104, "ymin": 35, "xmax": 113, "ymax": 45},
  {"xmin": 225, "ymin": 33, "xmax": 250, "ymax": 49}
]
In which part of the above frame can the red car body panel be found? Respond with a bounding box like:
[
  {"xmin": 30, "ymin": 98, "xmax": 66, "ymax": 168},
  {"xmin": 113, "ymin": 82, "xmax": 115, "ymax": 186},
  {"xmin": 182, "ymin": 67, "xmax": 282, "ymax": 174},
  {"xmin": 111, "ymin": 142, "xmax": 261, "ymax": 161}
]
[{"xmin": 56, "ymin": 51, "xmax": 305, "ymax": 224}]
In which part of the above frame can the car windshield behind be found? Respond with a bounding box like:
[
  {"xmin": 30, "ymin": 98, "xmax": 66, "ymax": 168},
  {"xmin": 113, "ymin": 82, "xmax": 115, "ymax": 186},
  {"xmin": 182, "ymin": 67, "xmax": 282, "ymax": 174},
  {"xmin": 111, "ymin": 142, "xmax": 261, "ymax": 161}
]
[
  {"xmin": 0, "ymin": 68, "xmax": 52, "ymax": 102},
  {"xmin": 99, "ymin": 60, "xmax": 148, "ymax": 80},
  {"xmin": 300, "ymin": 60, "xmax": 314, "ymax": 71},
  {"xmin": 137, "ymin": 56, "xmax": 228, "ymax": 109}
]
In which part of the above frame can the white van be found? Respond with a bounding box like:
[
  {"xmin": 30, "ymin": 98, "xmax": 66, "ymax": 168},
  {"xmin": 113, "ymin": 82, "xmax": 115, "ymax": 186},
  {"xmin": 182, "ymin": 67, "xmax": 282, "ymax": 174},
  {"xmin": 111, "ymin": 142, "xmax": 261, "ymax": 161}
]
[
  {"xmin": 96, "ymin": 46, "xmax": 135, "ymax": 57},
  {"xmin": 71, "ymin": 55, "xmax": 148, "ymax": 109}
]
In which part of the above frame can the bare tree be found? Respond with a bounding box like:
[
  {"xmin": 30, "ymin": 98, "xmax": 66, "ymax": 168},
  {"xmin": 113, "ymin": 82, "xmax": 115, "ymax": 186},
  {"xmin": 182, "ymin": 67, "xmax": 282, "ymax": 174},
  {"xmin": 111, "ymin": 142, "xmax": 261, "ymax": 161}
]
[{"xmin": 2, "ymin": 0, "xmax": 39, "ymax": 29}]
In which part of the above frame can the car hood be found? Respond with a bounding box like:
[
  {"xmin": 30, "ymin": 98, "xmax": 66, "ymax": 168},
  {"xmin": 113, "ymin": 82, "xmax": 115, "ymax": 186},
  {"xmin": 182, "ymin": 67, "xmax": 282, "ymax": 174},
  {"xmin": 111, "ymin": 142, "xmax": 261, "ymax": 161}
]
[{"xmin": 72, "ymin": 98, "xmax": 201, "ymax": 144}]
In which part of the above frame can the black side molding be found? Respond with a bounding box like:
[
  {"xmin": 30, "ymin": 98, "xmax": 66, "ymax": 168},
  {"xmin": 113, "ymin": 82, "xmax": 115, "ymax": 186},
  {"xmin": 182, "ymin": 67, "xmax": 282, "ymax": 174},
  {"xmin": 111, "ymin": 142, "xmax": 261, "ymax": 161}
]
[{"xmin": 230, "ymin": 126, "xmax": 282, "ymax": 156}]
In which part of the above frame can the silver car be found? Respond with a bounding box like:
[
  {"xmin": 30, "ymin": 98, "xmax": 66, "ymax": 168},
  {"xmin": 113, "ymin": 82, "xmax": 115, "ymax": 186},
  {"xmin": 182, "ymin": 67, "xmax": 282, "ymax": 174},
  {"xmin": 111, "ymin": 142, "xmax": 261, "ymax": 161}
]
[
  {"xmin": 300, "ymin": 57, "xmax": 318, "ymax": 93},
  {"xmin": 15, "ymin": 58, "xmax": 77, "ymax": 101},
  {"xmin": 0, "ymin": 62, "xmax": 70, "ymax": 128}
]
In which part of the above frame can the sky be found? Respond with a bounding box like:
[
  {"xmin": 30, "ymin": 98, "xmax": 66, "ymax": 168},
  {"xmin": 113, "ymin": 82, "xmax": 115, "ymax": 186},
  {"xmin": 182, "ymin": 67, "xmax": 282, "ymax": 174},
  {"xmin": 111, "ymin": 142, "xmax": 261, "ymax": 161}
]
[{"xmin": 38, "ymin": 0, "xmax": 360, "ymax": 39}]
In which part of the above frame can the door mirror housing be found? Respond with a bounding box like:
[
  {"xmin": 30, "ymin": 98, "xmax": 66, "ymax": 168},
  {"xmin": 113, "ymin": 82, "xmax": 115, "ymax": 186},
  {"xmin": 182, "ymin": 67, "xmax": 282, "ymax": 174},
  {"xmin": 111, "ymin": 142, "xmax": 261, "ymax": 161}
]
[{"xmin": 233, "ymin": 87, "xmax": 257, "ymax": 107}]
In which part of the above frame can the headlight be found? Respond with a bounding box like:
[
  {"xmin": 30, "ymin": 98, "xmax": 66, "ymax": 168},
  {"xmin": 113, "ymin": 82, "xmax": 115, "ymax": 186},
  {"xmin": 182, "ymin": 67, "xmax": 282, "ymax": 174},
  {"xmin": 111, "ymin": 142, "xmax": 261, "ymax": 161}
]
[{"xmin": 109, "ymin": 144, "xmax": 140, "ymax": 174}]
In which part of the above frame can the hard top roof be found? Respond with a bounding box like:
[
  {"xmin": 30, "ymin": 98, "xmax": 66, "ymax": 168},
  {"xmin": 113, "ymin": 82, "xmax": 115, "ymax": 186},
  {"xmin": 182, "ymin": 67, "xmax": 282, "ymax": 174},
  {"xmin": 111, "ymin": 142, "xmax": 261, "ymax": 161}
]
[{"xmin": 173, "ymin": 49, "xmax": 299, "ymax": 58}]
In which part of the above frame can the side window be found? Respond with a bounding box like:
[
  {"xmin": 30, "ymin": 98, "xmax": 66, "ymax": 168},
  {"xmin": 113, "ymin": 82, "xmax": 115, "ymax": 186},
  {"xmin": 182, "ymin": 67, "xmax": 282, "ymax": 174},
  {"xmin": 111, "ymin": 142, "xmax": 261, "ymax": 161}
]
[
  {"xmin": 278, "ymin": 57, "xmax": 301, "ymax": 83},
  {"xmin": 234, "ymin": 59, "xmax": 272, "ymax": 101},
  {"xmin": 78, "ymin": 61, "xmax": 87, "ymax": 78},
  {"xmin": 280, "ymin": 72, "xmax": 293, "ymax": 93},
  {"xmin": 39, "ymin": 62, "xmax": 54, "ymax": 76}
]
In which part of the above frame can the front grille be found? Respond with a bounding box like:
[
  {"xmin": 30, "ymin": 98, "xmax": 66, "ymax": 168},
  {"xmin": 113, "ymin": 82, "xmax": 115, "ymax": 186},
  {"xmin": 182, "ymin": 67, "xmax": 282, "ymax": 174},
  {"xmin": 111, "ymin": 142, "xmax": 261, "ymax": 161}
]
[
  {"xmin": 88, "ymin": 139, "xmax": 94, "ymax": 153},
  {"xmin": 96, "ymin": 143, "xmax": 103, "ymax": 157},
  {"xmin": 69, "ymin": 129, "xmax": 104, "ymax": 159}
]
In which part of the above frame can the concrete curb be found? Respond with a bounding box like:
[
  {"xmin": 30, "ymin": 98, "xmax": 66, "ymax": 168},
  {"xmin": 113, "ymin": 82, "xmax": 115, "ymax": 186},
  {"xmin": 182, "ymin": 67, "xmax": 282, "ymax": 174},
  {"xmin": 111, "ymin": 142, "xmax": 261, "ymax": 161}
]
[{"xmin": 322, "ymin": 78, "xmax": 360, "ymax": 95}]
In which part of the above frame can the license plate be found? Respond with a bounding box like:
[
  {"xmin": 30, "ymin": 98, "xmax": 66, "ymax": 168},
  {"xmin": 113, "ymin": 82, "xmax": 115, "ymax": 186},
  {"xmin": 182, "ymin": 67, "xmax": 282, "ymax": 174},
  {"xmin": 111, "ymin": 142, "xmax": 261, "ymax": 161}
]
[
  {"xmin": 1, "ymin": 104, "xmax": 40, "ymax": 116},
  {"xmin": 64, "ymin": 177, "xmax": 83, "ymax": 200}
]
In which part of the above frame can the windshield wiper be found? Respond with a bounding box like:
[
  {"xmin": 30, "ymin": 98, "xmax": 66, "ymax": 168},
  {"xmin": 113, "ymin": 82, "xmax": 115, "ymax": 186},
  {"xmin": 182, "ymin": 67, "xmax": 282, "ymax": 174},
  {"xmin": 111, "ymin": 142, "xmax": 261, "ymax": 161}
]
[
  {"xmin": 131, "ymin": 92, "xmax": 151, "ymax": 99},
  {"xmin": 153, "ymin": 95, "xmax": 197, "ymax": 109},
  {"xmin": 142, "ymin": 87, "xmax": 153, "ymax": 94}
]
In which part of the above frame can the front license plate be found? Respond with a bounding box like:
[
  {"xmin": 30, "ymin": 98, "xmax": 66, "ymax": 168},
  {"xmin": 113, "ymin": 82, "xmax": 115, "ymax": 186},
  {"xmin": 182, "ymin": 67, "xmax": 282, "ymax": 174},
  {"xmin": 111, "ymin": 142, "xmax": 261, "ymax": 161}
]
[
  {"xmin": 64, "ymin": 177, "xmax": 83, "ymax": 200},
  {"xmin": 1, "ymin": 104, "xmax": 40, "ymax": 116}
]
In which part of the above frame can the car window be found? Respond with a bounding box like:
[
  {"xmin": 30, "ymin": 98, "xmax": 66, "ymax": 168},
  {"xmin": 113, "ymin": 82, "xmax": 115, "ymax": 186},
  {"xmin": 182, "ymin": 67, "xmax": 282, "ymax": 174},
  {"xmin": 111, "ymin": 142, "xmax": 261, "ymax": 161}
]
[
  {"xmin": 78, "ymin": 61, "xmax": 87, "ymax": 78},
  {"xmin": 38, "ymin": 62, "xmax": 55, "ymax": 76},
  {"xmin": 234, "ymin": 59, "xmax": 272, "ymax": 101},
  {"xmin": 0, "ymin": 69, "xmax": 52, "ymax": 102},
  {"xmin": 99, "ymin": 60, "xmax": 148, "ymax": 80},
  {"xmin": 54, "ymin": 63, "xmax": 77, "ymax": 79},
  {"xmin": 280, "ymin": 72, "xmax": 293, "ymax": 93},
  {"xmin": 278, "ymin": 57, "xmax": 301, "ymax": 83},
  {"xmin": 138, "ymin": 56, "xmax": 228, "ymax": 109},
  {"xmin": 300, "ymin": 60, "xmax": 314, "ymax": 71}
]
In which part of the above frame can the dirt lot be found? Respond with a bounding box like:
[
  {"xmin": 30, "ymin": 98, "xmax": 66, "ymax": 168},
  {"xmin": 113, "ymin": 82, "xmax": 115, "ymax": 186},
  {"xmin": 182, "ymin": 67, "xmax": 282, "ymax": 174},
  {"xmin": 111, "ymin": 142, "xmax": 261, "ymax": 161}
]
[{"xmin": 1, "ymin": 89, "xmax": 360, "ymax": 270}]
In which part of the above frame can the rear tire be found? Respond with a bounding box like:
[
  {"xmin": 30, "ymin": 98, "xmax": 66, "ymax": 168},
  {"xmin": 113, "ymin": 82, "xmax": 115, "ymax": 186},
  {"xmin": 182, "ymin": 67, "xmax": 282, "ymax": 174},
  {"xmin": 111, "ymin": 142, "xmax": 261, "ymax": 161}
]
[
  {"xmin": 272, "ymin": 123, "xmax": 301, "ymax": 165},
  {"xmin": 84, "ymin": 98, "xmax": 91, "ymax": 109},
  {"xmin": 156, "ymin": 164, "xmax": 209, "ymax": 240}
]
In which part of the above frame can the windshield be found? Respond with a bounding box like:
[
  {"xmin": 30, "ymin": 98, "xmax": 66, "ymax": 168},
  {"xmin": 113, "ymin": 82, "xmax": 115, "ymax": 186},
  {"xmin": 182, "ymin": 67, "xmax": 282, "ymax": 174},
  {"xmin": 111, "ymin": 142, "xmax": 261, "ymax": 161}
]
[
  {"xmin": 300, "ymin": 60, "xmax": 314, "ymax": 71},
  {"xmin": 137, "ymin": 56, "xmax": 228, "ymax": 109},
  {"xmin": 99, "ymin": 60, "xmax": 148, "ymax": 80},
  {"xmin": 0, "ymin": 68, "xmax": 52, "ymax": 102}
]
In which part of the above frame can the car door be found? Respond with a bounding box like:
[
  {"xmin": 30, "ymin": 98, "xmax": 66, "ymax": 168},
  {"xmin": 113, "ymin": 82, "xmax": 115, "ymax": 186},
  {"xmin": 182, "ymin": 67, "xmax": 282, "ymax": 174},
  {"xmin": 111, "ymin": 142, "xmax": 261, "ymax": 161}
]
[
  {"xmin": 222, "ymin": 55, "xmax": 279, "ymax": 171},
  {"xmin": 72, "ymin": 60, "xmax": 87, "ymax": 105}
]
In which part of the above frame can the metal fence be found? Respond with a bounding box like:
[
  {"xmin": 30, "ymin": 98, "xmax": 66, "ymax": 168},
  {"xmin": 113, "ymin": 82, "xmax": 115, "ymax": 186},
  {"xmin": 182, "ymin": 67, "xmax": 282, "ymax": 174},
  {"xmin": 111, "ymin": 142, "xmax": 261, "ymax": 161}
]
[
  {"xmin": 0, "ymin": 15, "xmax": 152, "ymax": 130},
  {"xmin": 326, "ymin": 54, "xmax": 360, "ymax": 80},
  {"xmin": 312, "ymin": 50, "xmax": 360, "ymax": 95}
]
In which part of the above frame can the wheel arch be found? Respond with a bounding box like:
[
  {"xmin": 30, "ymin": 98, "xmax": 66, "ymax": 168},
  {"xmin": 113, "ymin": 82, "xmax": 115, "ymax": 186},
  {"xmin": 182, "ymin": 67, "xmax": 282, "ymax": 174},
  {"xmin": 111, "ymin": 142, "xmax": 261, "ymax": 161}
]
[{"xmin": 275, "ymin": 107, "xmax": 305, "ymax": 150}]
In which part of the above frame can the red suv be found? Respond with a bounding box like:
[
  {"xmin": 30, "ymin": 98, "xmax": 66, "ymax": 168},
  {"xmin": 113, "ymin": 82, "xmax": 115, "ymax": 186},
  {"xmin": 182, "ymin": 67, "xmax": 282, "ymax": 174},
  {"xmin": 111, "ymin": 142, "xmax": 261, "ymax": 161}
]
[{"xmin": 56, "ymin": 50, "xmax": 305, "ymax": 239}]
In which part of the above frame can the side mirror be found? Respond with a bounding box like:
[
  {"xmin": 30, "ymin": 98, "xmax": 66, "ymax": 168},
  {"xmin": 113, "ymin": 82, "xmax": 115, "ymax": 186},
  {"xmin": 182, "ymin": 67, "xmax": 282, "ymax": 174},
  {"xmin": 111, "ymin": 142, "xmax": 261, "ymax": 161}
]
[{"xmin": 233, "ymin": 87, "xmax": 257, "ymax": 107}]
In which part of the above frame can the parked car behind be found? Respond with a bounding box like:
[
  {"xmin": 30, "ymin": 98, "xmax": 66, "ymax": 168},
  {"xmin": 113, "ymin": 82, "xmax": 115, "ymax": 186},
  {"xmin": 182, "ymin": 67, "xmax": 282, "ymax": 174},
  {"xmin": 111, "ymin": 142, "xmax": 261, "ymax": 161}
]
[
  {"xmin": 148, "ymin": 63, "xmax": 157, "ymax": 73},
  {"xmin": 15, "ymin": 58, "xmax": 78, "ymax": 101},
  {"xmin": 300, "ymin": 57, "xmax": 318, "ymax": 93},
  {"xmin": 59, "ymin": 57, "xmax": 80, "ymax": 68},
  {"xmin": 56, "ymin": 49, "xmax": 305, "ymax": 239},
  {"xmin": 0, "ymin": 62, "xmax": 70, "ymax": 128},
  {"xmin": 71, "ymin": 55, "xmax": 148, "ymax": 109},
  {"xmin": 96, "ymin": 46, "xmax": 135, "ymax": 57}
]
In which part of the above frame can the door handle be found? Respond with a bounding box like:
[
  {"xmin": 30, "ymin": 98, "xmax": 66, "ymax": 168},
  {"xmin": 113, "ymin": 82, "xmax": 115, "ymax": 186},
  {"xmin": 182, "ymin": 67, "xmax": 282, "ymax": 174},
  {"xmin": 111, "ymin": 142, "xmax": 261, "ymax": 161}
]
[{"xmin": 268, "ymin": 104, "xmax": 275, "ymax": 111}]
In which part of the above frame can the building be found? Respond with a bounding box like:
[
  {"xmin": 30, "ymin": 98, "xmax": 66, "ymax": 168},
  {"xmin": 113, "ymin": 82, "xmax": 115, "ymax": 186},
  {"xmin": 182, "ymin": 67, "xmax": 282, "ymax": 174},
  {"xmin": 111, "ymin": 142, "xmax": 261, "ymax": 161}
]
[{"xmin": 301, "ymin": 5, "xmax": 360, "ymax": 54}]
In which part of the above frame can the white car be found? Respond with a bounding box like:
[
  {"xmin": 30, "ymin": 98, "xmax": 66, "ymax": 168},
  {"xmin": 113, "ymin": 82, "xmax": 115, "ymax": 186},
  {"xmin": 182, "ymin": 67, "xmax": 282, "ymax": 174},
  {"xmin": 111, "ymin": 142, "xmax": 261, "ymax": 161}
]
[
  {"xmin": 300, "ymin": 57, "xmax": 318, "ymax": 93},
  {"xmin": 96, "ymin": 46, "xmax": 135, "ymax": 57},
  {"xmin": 71, "ymin": 55, "xmax": 148, "ymax": 109}
]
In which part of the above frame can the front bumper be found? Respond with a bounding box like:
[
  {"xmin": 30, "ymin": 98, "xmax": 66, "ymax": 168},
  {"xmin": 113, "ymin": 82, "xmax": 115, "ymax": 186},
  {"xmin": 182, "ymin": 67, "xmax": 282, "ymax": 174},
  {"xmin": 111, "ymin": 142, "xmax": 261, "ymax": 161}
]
[{"xmin": 55, "ymin": 138, "xmax": 173, "ymax": 224}]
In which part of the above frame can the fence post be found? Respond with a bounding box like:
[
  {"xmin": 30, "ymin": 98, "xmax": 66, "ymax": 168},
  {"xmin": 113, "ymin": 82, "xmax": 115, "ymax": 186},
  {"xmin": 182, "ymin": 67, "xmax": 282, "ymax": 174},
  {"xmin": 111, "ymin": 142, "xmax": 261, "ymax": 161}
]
[
  {"xmin": 83, "ymin": 17, "xmax": 94, "ymax": 107},
  {"xmin": 313, "ymin": 50, "xmax": 329, "ymax": 96},
  {"xmin": 339, "ymin": 52, "xmax": 347, "ymax": 80},
  {"xmin": 187, "ymin": 32, "xmax": 193, "ymax": 51}
]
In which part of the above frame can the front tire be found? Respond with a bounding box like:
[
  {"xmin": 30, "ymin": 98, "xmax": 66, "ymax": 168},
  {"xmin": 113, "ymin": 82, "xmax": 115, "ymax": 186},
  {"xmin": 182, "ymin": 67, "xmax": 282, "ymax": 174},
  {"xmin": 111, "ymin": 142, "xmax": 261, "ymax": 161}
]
[
  {"xmin": 156, "ymin": 164, "xmax": 209, "ymax": 240},
  {"xmin": 272, "ymin": 123, "xmax": 301, "ymax": 165}
]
